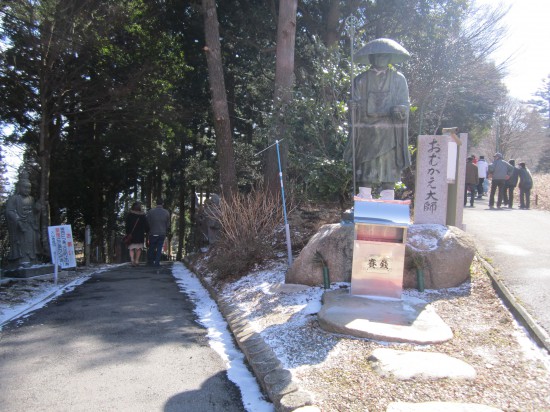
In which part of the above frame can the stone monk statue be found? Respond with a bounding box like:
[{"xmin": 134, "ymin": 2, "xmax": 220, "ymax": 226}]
[
  {"xmin": 6, "ymin": 171, "xmax": 42, "ymax": 267},
  {"xmin": 344, "ymin": 38, "xmax": 411, "ymax": 200}
]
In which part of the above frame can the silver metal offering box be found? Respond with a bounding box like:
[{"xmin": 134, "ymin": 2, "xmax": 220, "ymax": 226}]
[{"xmin": 351, "ymin": 198, "xmax": 410, "ymax": 299}]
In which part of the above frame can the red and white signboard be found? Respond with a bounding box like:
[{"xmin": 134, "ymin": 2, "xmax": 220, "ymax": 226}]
[{"xmin": 48, "ymin": 225, "xmax": 77, "ymax": 269}]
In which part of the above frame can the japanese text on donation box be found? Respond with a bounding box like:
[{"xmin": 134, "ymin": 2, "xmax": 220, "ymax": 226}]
[
  {"xmin": 362, "ymin": 255, "xmax": 392, "ymax": 273},
  {"xmin": 48, "ymin": 225, "xmax": 77, "ymax": 269}
]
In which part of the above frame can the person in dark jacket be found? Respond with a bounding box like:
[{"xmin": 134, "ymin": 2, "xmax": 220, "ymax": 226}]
[
  {"xmin": 125, "ymin": 202, "xmax": 148, "ymax": 266},
  {"xmin": 518, "ymin": 162, "xmax": 534, "ymax": 209},
  {"xmin": 146, "ymin": 198, "xmax": 170, "ymax": 266},
  {"xmin": 464, "ymin": 156, "xmax": 478, "ymax": 207},
  {"xmin": 503, "ymin": 159, "xmax": 520, "ymax": 208},
  {"xmin": 488, "ymin": 153, "xmax": 515, "ymax": 209}
]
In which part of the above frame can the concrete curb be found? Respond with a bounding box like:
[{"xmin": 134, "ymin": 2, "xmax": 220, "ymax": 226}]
[
  {"xmin": 183, "ymin": 258, "xmax": 318, "ymax": 412},
  {"xmin": 479, "ymin": 254, "xmax": 550, "ymax": 354}
]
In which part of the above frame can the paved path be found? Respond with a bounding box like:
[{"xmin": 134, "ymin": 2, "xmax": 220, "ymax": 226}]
[
  {"xmin": 0, "ymin": 264, "xmax": 245, "ymax": 412},
  {"xmin": 463, "ymin": 195, "xmax": 550, "ymax": 342}
]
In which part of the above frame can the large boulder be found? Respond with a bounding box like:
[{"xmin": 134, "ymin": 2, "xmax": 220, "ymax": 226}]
[
  {"xmin": 286, "ymin": 223, "xmax": 476, "ymax": 290},
  {"xmin": 286, "ymin": 223, "xmax": 353, "ymax": 286},
  {"xmin": 404, "ymin": 224, "xmax": 476, "ymax": 289}
]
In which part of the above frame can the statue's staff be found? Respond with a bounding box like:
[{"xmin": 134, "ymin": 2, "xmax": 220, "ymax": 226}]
[{"xmin": 345, "ymin": 16, "xmax": 358, "ymax": 197}]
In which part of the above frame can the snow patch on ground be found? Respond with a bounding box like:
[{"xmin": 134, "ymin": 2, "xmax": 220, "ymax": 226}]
[{"xmin": 171, "ymin": 262, "xmax": 274, "ymax": 412}]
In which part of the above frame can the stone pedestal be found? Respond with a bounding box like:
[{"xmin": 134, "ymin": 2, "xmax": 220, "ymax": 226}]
[
  {"xmin": 4, "ymin": 264, "xmax": 55, "ymax": 278},
  {"xmin": 318, "ymin": 289, "xmax": 453, "ymax": 344}
]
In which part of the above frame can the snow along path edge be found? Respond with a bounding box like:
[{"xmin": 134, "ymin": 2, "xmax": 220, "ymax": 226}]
[{"xmin": 180, "ymin": 259, "xmax": 319, "ymax": 412}]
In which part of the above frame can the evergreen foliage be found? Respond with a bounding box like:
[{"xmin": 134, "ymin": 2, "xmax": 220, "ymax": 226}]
[{"xmin": 0, "ymin": 0, "xmax": 524, "ymax": 264}]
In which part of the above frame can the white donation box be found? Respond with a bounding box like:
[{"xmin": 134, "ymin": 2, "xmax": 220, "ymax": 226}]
[{"xmin": 351, "ymin": 199, "xmax": 410, "ymax": 299}]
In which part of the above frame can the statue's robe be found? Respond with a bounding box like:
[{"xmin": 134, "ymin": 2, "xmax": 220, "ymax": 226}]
[
  {"xmin": 344, "ymin": 68, "xmax": 411, "ymax": 185},
  {"xmin": 6, "ymin": 194, "xmax": 41, "ymax": 264}
]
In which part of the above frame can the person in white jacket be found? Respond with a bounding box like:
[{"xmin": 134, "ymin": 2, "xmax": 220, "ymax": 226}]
[{"xmin": 476, "ymin": 155, "xmax": 489, "ymax": 199}]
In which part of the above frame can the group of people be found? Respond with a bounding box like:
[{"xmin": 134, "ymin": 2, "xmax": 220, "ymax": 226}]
[
  {"xmin": 464, "ymin": 153, "xmax": 534, "ymax": 210},
  {"xmin": 124, "ymin": 199, "xmax": 170, "ymax": 267}
]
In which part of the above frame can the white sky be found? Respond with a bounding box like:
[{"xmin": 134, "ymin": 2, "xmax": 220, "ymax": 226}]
[
  {"xmin": 476, "ymin": 0, "xmax": 550, "ymax": 100},
  {"xmin": 2, "ymin": 143, "xmax": 23, "ymax": 193}
]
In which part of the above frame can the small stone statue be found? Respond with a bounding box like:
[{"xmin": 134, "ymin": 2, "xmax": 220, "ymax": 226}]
[
  {"xmin": 5, "ymin": 171, "xmax": 42, "ymax": 267},
  {"xmin": 344, "ymin": 38, "xmax": 411, "ymax": 200}
]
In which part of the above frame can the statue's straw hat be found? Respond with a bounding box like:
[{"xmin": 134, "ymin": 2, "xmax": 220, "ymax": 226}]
[{"xmin": 355, "ymin": 38, "xmax": 410, "ymax": 65}]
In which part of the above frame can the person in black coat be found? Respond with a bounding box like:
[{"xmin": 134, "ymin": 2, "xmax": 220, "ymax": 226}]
[
  {"xmin": 503, "ymin": 159, "xmax": 519, "ymax": 208},
  {"xmin": 464, "ymin": 156, "xmax": 478, "ymax": 207},
  {"xmin": 518, "ymin": 162, "xmax": 534, "ymax": 209},
  {"xmin": 125, "ymin": 202, "xmax": 148, "ymax": 266}
]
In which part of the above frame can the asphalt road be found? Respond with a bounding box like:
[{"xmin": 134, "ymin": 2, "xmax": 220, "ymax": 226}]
[
  {"xmin": 0, "ymin": 264, "xmax": 246, "ymax": 412},
  {"xmin": 463, "ymin": 194, "xmax": 550, "ymax": 340}
]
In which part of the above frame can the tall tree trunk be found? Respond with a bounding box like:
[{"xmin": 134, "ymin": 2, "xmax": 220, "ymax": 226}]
[
  {"xmin": 202, "ymin": 0, "xmax": 237, "ymax": 200},
  {"xmin": 39, "ymin": 106, "xmax": 51, "ymax": 257},
  {"xmin": 176, "ymin": 158, "xmax": 187, "ymax": 261},
  {"xmin": 323, "ymin": 0, "xmax": 341, "ymax": 48},
  {"xmin": 38, "ymin": 15, "xmax": 55, "ymax": 259},
  {"xmin": 265, "ymin": 0, "xmax": 298, "ymax": 196}
]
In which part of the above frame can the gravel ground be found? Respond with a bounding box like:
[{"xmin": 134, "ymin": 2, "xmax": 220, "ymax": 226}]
[
  {"xmin": 3, "ymin": 172, "xmax": 550, "ymax": 412},
  {"xmin": 207, "ymin": 255, "xmax": 550, "ymax": 412},
  {"xmin": 2, "ymin": 258, "xmax": 550, "ymax": 411}
]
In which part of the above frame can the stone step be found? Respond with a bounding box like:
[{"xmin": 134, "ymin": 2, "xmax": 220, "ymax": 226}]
[
  {"xmin": 318, "ymin": 289, "xmax": 453, "ymax": 344},
  {"xmin": 387, "ymin": 401, "xmax": 503, "ymax": 411},
  {"xmin": 369, "ymin": 348, "xmax": 476, "ymax": 380}
]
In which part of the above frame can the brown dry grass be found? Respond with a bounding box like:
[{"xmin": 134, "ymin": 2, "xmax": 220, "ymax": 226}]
[
  {"xmin": 205, "ymin": 188, "xmax": 287, "ymax": 278},
  {"xmin": 532, "ymin": 173, "xmax": 550, "ymax": 211}
]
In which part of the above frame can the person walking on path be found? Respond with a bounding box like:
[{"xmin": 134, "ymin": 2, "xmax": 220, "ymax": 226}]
[
  {"xmin": 476, "ymin": 155, "xmax": 489, "ymax": 199},
  {"xmin": 518, "ymin": 161, "xmax": 534, "ymax": 209},
  {"xmin": 125, "ymin": 202, "xmax": 148, "ymax": 266},
  {"xmin": 464, "ymin": 156, "xmax": 478, "ymax": 207},
  {"xmin": 146, "ymin": 198, "xmax": 170, "ymax": 266},
  {"xmin": 503, "ymin": 159, "xmax": 520, "ymax": 208},
  {"xmin": 488, "ymin": 153, "xmax": 515, "ymax": 209}
]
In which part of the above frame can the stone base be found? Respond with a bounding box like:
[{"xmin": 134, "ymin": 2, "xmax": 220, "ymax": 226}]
[
  {"xmin": 4, "ymin": 264, "xmax": 55, "ymax": 278},
  {"xmin": 387, "ymin": 401, "xmax": 503, "ymax": 412},
  {"xmin": 318, "ymin": 289, "xmax": 453, "ymax": 344},
  {"xmin": 369, "ymin": 348, "xmax": 476, "ymax": 380}
]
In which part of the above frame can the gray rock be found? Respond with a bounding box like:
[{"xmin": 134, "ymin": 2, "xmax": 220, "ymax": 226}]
[
  {"xmin": 286, "ymin": 223, "xmax": 353, "ymax": 286},
  {"xmin": 264, "ymin": 368, "xmax": 292, "ymax": 385},
  {"xmin": 266, "ymin": 378, "xmax": 298, "ymax": 403},
  {"xmin": 278, "ymin": 390, "xmax": 314, "ymax": 412},
  {"xmin": 250, "ymin": 357, "xmax": 281, "ymax": 376},
  {"xmin": 369, "ymin": 348, "xmax": 476, "ymax": 380},
  {"xmin": 286, "ymin": 223, "xmax": 476, "ymax": 291},
  {"xmin": 405, "ymin": 224, "xmax": 476, "ymax": 289},
  {"xmin": 386, "ymin": 401, "xmax": 503, "ymax": 412},
  {"xmin": 292, "ymin": 407, "xmax": 322, "ymax": 412}
]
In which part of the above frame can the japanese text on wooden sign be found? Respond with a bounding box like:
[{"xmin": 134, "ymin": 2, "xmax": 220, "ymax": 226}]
[{"xmin": 413, "ymin": 135, "xmax": 449, "ymax": 225}]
